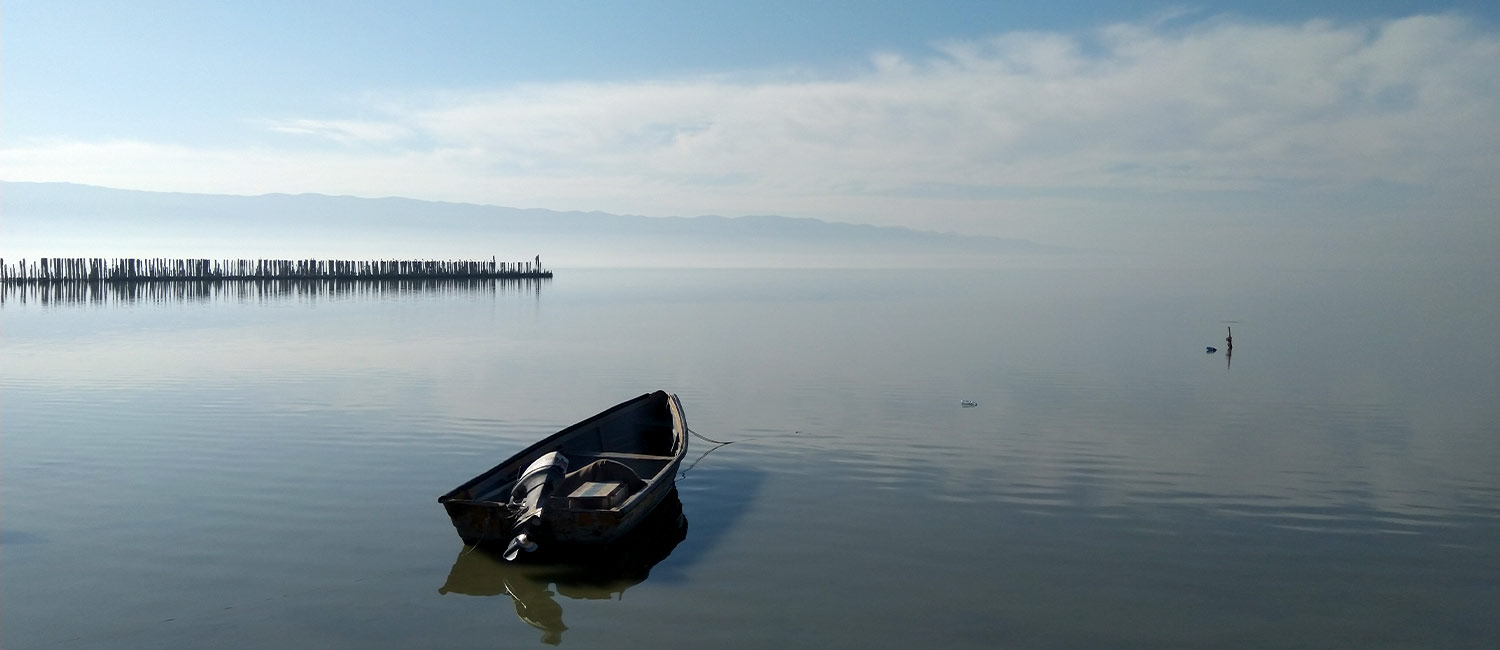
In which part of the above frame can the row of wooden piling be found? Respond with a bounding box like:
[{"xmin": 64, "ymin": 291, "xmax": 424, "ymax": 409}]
[
  {"xmin": 0, "ymin": 257, "xmax": 551, "ymax": 282},
  {"xmin": 1, "ymin": 276, "xmax": 547, "ymax": 307}
]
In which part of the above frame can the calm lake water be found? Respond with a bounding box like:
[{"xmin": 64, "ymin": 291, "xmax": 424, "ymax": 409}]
[{"xmin": 3, "ymin": 267, "xmax": 1497, "ymax": 649}]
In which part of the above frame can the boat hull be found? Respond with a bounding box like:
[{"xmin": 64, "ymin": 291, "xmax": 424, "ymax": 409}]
[{"xmin": 439, "ymin": 391, "xmax": 687, "ymax": 552}]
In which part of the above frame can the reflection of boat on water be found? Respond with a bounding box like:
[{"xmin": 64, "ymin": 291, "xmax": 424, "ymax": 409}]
[
  {"xmin": 439, "ymin": 391, "xmax": 687, "ymax": 560},
  {"xmin": 439, "ymin": 489, "xmax": 688, "ymax": 645}
]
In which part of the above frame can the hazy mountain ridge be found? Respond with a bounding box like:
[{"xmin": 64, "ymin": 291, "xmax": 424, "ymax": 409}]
[{"xmin": 1, "ymin": 181, "xmax": 1055, "ymax": 266}]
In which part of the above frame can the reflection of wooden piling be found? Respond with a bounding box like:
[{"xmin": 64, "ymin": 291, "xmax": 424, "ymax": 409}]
[
  {"xmin": 0, "ymin": 257, "xmax": 552, "ymax": 283},
  {"xmin": 0, "ymin": 276, "xmax": 549, "ymax": 307}
]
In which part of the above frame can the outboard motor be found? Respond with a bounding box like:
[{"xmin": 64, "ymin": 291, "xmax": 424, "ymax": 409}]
[{"xmin": 505, "ymin": 452, "xmax": 569, "ymax": 561}]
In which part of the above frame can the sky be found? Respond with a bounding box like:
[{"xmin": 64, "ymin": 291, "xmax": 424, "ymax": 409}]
[{"xmin": 2, "ymin": 1, "xmax": 1497, "ymax": 266}]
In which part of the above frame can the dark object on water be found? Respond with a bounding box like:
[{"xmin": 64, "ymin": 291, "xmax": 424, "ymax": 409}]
[
  {"xmin": 1226, "ymin": 326, "xmax": 1233, "ymax": 351},
  {"xmin": 960, "ymin": 400, "xmax": 978, "ymax": 408},
  {"xmin": 439, "ymin": 489, "xmax": 688, "ymax": 645},
  {"xmin": 1206, "ymin": 347, "xmax": 1218, "ymax": 353},
  {"xmin": 439, "ymin": 391, "xmax": 687, "ymax": 560}
]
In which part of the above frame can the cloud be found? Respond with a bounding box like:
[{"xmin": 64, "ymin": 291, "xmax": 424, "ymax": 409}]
[
  {"xmin": 264, "ymin": 118, "xmax": 416, "ymax": 146},
  {"xmin": 3, "ymin": 13, "xmax": 1496, "ymax": 240}
]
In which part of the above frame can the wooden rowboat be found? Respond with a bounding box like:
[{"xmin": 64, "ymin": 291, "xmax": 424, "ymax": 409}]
[{"xmin": 438, "ymin": 391, "xmax": 688, "ymax": 560}]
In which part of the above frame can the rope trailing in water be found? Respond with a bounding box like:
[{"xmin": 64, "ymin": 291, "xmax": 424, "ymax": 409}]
[
  {"xmin": 678, "ymin": 442, "xmax": 730, "ymax": 480},
  {"xmin": 686, "ymin": 426, "xmax": 734, "ymax": 446},
  {"xmin": 458, "ymin": 514, "xmax": 493, "ymax": 557},
  {"xmin": 677, "ymin": 427, "xmax": 737, "ymax": 480}
]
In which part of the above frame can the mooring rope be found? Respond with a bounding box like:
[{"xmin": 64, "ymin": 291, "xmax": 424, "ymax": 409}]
[
  {"xmin": 678, "ymin": 427, "xmax": 737, "ymax": 480},
  {"xmin": 686, "ymin": 426, "xmax": 734, "ymax": 446},
  {"xmin": 458, "ymin": 513, "xmax": 492, "ymax": 557}
]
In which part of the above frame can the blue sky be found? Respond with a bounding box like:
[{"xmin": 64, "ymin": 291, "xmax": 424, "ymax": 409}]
[{"xmin": 3, "ymin": 1, "xmax": 1497, "ymax": 264}]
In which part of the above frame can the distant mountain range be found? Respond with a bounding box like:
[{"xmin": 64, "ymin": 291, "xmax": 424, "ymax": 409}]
[{"xmin": 1, "ymin": 181, "xmax": 1058, "ymax": 267}]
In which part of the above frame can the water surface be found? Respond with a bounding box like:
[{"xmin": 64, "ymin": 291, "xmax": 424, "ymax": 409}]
[{"xmin": 3, "ymin": 268, "xmax": 1496, "ymax": 649}]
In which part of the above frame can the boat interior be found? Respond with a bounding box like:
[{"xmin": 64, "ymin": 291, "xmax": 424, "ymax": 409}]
[{"xmin": 463, "ymin": 394, "xmax": 681, "ymax": 508}]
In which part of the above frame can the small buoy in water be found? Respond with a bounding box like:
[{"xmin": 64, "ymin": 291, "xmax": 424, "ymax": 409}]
[
  {"xmin": 1206, "ymin": 347, "xmax": 1218, "ymax": 353},
  {"xmin": 961, "ymin": 400, "xmax": 978, "ymax": 408}
]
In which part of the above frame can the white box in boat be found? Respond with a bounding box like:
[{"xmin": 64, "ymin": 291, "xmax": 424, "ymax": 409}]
[{"xmin": 567, "ymin": 481, "xmax": 628, "ymax": 508}]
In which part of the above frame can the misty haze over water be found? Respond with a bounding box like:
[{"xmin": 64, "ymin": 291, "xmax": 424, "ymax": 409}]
[{"xmin": 7, "ymin": 182, "xmax": 1496, "ymax": 271}]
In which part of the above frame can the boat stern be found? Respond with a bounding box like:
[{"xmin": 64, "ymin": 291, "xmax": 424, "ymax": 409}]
[{"xmin": 441, "ymin": 499, "xmax": 514, "ymax": 547}]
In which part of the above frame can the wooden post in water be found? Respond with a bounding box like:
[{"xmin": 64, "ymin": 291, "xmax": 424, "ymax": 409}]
[{"xmin": 0, "ymin": 255, "xmax": 552, "ymax": 284}]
